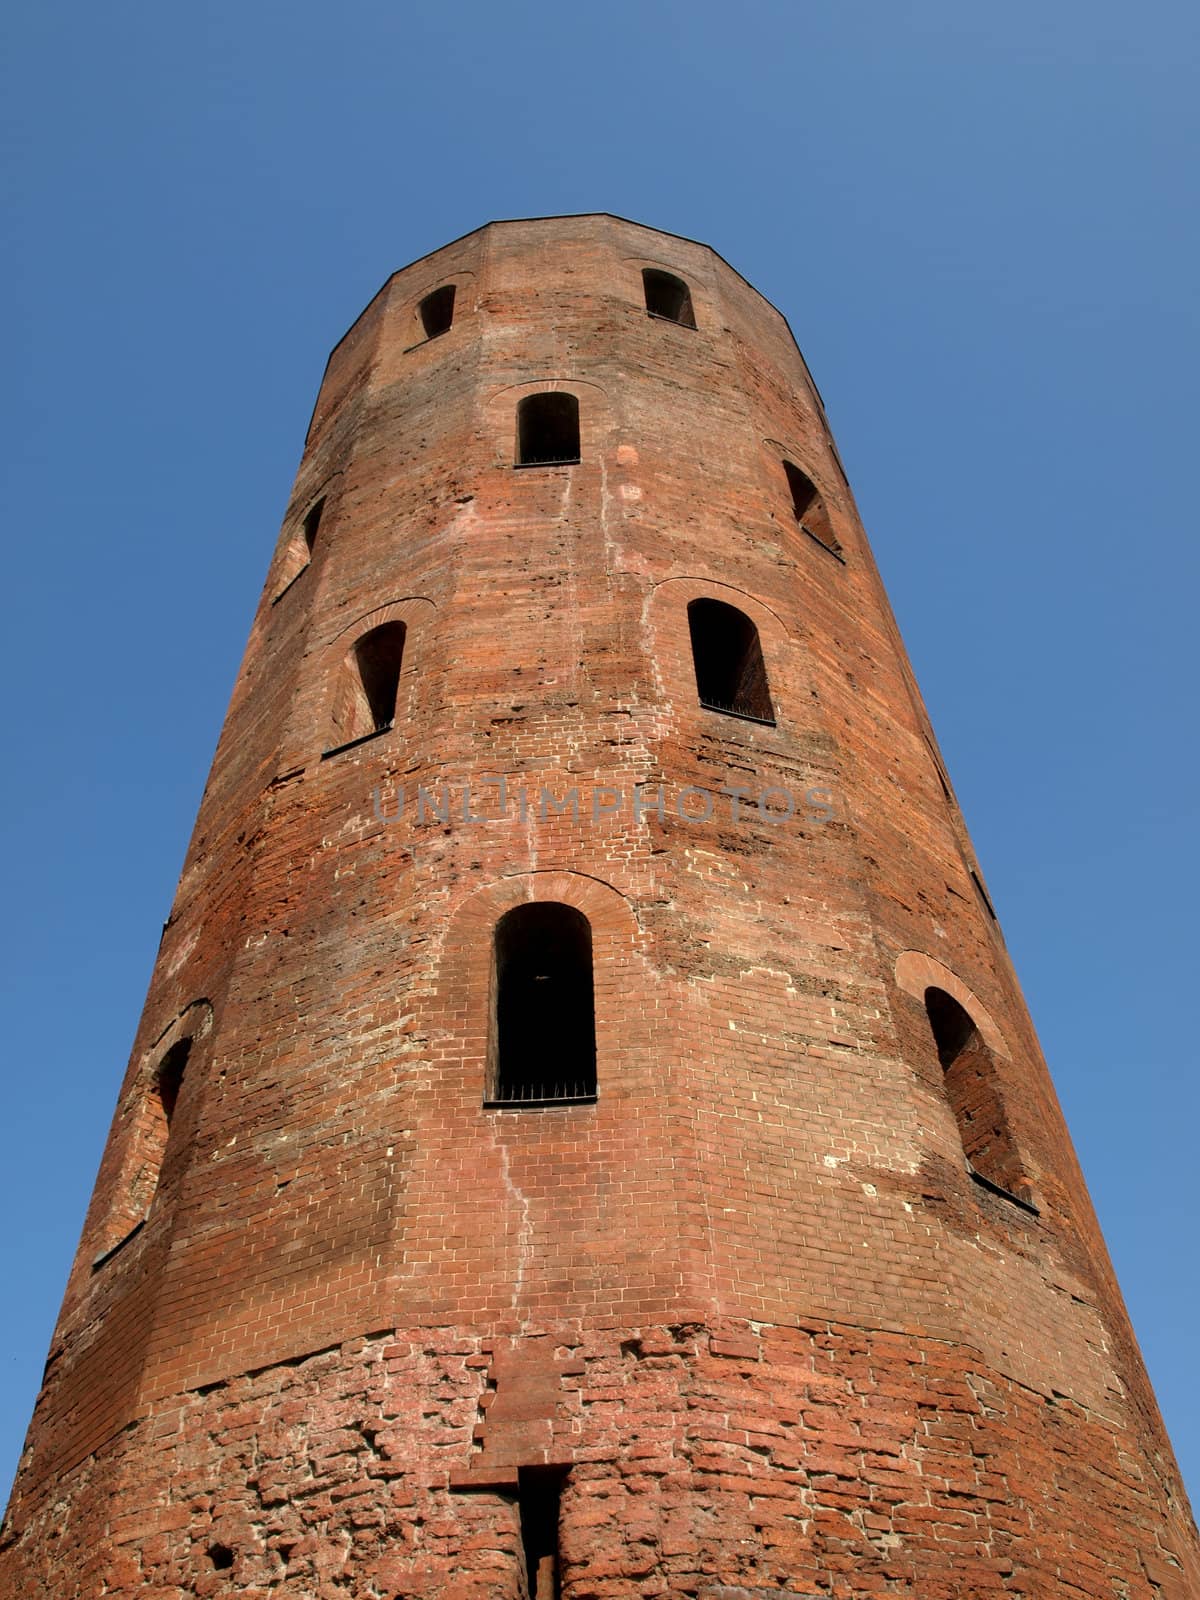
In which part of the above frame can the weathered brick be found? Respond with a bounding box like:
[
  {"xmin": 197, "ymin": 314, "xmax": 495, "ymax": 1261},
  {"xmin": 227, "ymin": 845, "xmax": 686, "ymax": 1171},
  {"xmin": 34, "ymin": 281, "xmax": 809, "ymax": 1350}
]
[{"xmin": 1, "ymin": 216, "xmax": 1196, "ymax": 1599}]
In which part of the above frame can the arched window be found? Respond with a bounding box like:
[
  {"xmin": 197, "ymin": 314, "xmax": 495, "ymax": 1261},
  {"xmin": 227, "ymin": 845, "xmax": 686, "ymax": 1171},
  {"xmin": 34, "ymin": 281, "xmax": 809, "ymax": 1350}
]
[
  {"xmin": 782, "ymin": 461, "xmax": 842, "ymax": 558},
  {"xmin": 272, "ymin": 494, "xmax": 328, "ymax": 601},
  {"xmin": 687, "ymin": 599, "xmax": 775, "ymax": 724},
  {"xmin": 488, "ymin": 903, "xmax": 597, "ymax": 1106},
  {"xmin": 516, "ymin": 393, "xmax": 580, "ymax": 467},
  {"xmin": 924, "ymin": 988, "xmax": 1028, "ymax": 1201},
  {"xmin": 134, "ymin": 1037, "xmax": 191, "ymax": 1214},
  {"xmin": 418, "ymin": 285, "xmax": 456, "ymax": 340},
  {"xmin": 93, "ymin": 1027, "xmax": 201, "ymax": 1268},
  {"xmin": 643, "ymin": 268, "xmax": 696, "ymax": 328},
  {"xmin": 325, "ymin": 621, "xmax": 407, "ymax": 754},
  {"xmin": 354, "ymin": 622, "xmax": 405, "ymax": 731},
  {"xmin": 156, "ymin": 1038, "xmax": 189, "ymax": 1124}
]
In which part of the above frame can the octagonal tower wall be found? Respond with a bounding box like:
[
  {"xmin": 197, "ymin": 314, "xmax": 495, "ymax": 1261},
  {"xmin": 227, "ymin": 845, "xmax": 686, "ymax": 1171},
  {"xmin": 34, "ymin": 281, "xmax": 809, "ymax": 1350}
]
[{"xmin": 3, "ymin": 215, "xmax": 1195, "ymax": 1600}]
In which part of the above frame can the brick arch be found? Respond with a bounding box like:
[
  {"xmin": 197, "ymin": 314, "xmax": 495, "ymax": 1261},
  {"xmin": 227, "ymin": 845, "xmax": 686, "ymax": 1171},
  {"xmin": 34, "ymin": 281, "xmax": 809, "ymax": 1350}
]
[
  {"xmin": 486, "ymin": 376, "xmax": 611, "ymax": 403},
  {"xmin": 136, "ymin": 998, "xmax": 215, "ymax": 1095},
  {"xmin": 651, "ymin": 574, "xmax": 792, "ymax": 641},
  {"xmin": 438, "ymin": 871, "xmax": 641, "ymax": 1106},
  {"xmin": 318, "ymin": 595, "xmax": 436, "ymax": 653},
  {"xmin": 284, "ymin": 466, "xmax": 346, "ymax": 528},
  {"xmin": 93, "ymin": 1000, "xmax": 216, "ymax": 1259},
  {"xmin": 894, "ymin": 951, "xmax": 1011, "ymax": 1060},
  {"xmin": 622, "ymin": 249, "xmax": 709, "ymax": 277},
  {"xmin": 453, "ymin": 869, "xmax": 636, "ymax": 937},
  {"xmin": 762, "ymin": 437, "xmax": 835, "ymax": 500}
]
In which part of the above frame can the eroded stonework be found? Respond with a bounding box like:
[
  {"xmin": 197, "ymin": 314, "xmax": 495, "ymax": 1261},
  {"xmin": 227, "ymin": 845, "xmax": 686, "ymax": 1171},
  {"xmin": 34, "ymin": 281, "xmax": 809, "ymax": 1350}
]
[{"xmin": 3, "ymin": 1320, "xmax": 1193, "ymax": 1596}]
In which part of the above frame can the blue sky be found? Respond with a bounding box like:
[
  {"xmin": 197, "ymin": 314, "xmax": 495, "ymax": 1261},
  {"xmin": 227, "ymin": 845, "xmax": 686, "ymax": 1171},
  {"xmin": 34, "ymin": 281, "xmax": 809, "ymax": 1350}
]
[{"xmin": 1, "ymin": 1, "xmax": 1197, "ymax": 1510}]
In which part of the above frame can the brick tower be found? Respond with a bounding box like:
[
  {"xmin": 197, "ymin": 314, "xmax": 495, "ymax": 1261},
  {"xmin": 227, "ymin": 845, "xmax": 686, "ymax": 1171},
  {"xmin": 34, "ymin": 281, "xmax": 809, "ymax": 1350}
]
[{"xmin": 2, "ymin": 215, "xmax": 1196, "ymax": 1599}]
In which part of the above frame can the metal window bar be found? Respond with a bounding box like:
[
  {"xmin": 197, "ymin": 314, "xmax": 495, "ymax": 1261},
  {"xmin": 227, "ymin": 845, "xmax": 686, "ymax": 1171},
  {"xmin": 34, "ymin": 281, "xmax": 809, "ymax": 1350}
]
[
  {"xmin": 485, "ymin": 1079, "xmax": 596, "ymax": 1108},
  {"xmin": 799, "ymin": 522, "xmax": 846, "ymax": 562},
  {"xmin": 966, "ymin": 1162, "xmax": 1041, "ymax": 1216},
  {"xmin": 320, "ymin": 720, "xmax": 395, "ymax": 759},
  {"xmin": 697, "ymin": 697, "xmax": 776, "ymax": 727}
]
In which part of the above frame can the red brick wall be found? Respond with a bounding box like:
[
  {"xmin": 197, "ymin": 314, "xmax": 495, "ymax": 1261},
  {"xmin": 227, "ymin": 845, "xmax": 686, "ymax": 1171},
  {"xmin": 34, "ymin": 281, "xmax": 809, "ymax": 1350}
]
[
  {"xmin": 2, "ymin": 216, "xmax": 1195, "ymax": 1597},
  {"xmin": 3, "ymin": 1319, "xmax": 1196, "ymax": 1597}
]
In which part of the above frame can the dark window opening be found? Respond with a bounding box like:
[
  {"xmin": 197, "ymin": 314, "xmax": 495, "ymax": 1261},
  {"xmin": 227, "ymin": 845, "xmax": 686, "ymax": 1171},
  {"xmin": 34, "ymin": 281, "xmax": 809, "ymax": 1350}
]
[
  {"xmin": 93, "ymin": 1033, "xmax": 194, "ymax": 1262},
  {"xmin": 355, "ymin": 620, "xmax": 407, "ymax": 733},
  {"xmin": 323, "ymin": 620, "xmax": 408, "ymax": 756},
  {"xmin": 642, "ymin": 268, "xmax": 696, "ymax": 328},
  {"xmin": 518, "ymin": 1467, "xmax": 566, "ymax": 1600},
  {"xmin": 687, "ymin": 598, "xmax": 775, "ymax": 724},
  {"xmin": 783, "ymin": 460, "xmax": 818, "ymax": 522},
  {"xmin": 782, "ymin": 461, "xmax": 842, "ymax": 558},
  {"xmin": 419, "ymin": 285, "xmax": 456, "ymax": 340},
  {"xmin": 516, "ymin": 393, "xmax": 580, "ymax": 467},
  {"xmin": 142, "ymin": 1034, "xmax": 193, "ymax": 1204},
  {"xmin": 208, "ymin": 1543, "xmax": 234, "ymax": 1572},
  {"xmin": 156, "ymin": 1037, "xmax": 191, "ymax": 1128},
  {"xmin": 924, "ymin": 987, "xmax": 1029, "ymax": 1202},
  {"xmin": 302, "ymin": 497, "xmax": 325, "ymax": 555},
  {"xmin": 490, "ymin": 904, "xmax": 596, "ymax": 1105},
  {"xmin": 272, "ymin": 496, "xmax": 328, "ymax": 601}
]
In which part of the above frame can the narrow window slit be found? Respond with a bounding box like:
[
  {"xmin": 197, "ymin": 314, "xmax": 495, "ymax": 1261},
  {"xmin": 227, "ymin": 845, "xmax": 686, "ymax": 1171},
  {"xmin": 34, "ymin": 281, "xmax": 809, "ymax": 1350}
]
[{"xmin": 518, "ymin": 1467, "xmax": 566, "ymax": 1600}]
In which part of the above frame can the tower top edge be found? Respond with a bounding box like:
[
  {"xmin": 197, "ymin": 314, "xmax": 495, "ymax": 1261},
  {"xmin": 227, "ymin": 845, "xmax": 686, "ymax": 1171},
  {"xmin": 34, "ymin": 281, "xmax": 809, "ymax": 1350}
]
[
  {"xmin": 317, "ymin": 213, "xmax": 825, "ymax": 414},
  {"xmin": 384, "ymin": 213, "xmax": 746, "ymax": 294}
]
